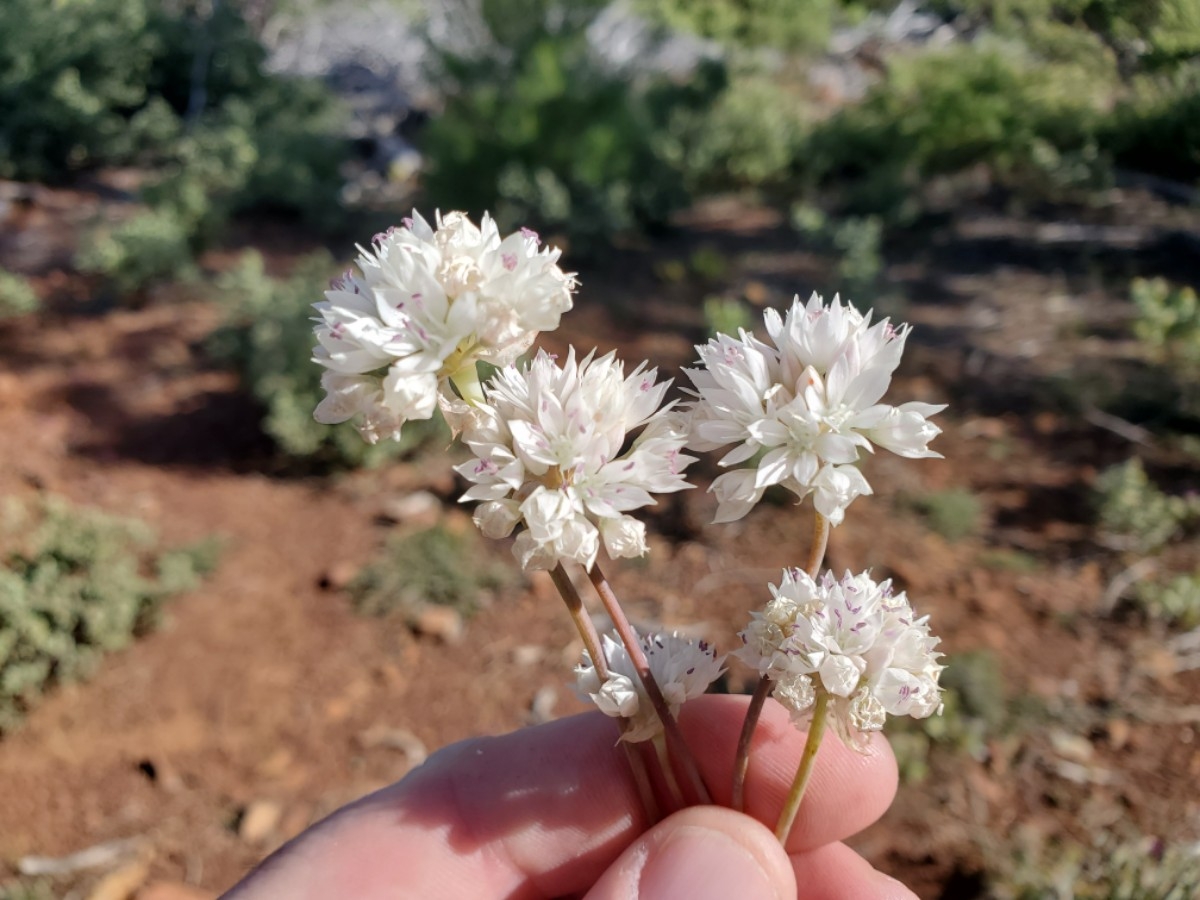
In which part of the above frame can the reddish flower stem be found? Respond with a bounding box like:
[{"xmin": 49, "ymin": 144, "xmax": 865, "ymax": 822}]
[
  {"xmin": 586, "ymin": 563, "xmax": 713, "ymax": 806},
  {"xmin": 548, "ymin": 564, "xmax": 661, "ymax": 824},
  {"xmin": 730, "ymin": 675, "xmax": 772, "ymax": 812},
  {"xmin": 804, "ymin": 512, "xmax": 831, "ymax": 579}
]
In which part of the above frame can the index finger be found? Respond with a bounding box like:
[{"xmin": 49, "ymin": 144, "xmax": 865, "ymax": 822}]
[{"xmin": 223, "ymin": 694, "xmax": 898, "ymax": 899}]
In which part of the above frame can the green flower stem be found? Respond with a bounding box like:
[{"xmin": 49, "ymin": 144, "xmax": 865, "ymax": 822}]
[
  {"xmin": 774, "ymin": 691, "xmax": 829, "ymax": 844},
  {"xmin": 587, "ymin": 562, "xmax": 713, "ymax": 806},
  {"xmin": 731, "ymin": 512, "xmax": 829, "ymax": 811},
  {"xmin": 548, "ymin": 564, "xmax": 661, "ymax": 825}
]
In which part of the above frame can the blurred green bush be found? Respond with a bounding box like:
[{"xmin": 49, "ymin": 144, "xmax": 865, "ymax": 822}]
[
  {"xmin": 671, "ymin": 71, "xmax": 810, "ymax": 195},
  {"xmin": 421, "ymin": 0, "xmax": 727, "ymax": 251},
  {"xmin": 0, "ymin": 0, "xmax": 168, "ymax": 180},
  {"xmin": 0, "ymin": 270, "xmax": 39, "ymax": 318},
  {"xmin": 1094, "ymin": 458, "xmax": 1198, "ymax": 553},
  {"xmin": 3, "ymin": 0, "xmax": 348, "ymax": 296},
  {"xmin": 207, "ymin": 251, "xmax": 446, "ymax": 467},
  {"xmin": 997, "ymin": 834, "xmax": 1200, "ymax": 899},
  {"xmin": 803, "ymin": 2, "xmax": 1200, "ymax": 218},
  {"xmin": 902, "ymin": 487, "xmax": 985, "ymax": 542},
  {"xmin": 1132, "ymin": 277, "xmax": 1200, "ymax": 369},
  {"xmin": 639, "ymin": 0, "xmax": 840, "ymax": 51},
  {"xmin": 805, "ymin": 42, "xmax": 1108, "ymax": 217},
  {"xmin": 0, "ymin": 0, "xmax": 347, "ymax": 192},
  {"xmin": 351, "ymin": 523, "xmax": 511, "ymax": 618},
  {"xmin": 76, "ymin": 207, "xmax": 198, "ymax": 296},
  {"xmin": 0, "ymin": 497, "xmax": 219, "ymax": 732},
  {"xmin": 1133, "ymin": 571, "xmax": 1200, "ymax": 630},
  {"xmin": 1123, "ymin": 276, "xmax": 1200, "ymax": 425}
]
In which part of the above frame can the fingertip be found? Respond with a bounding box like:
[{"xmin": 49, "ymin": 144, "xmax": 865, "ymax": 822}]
[
  {"xmin": 584, "ymin": 807, "xmax": 796, "ymax": 900},
  {"xmin": 680, "ymin": 695, "xmax": 900, "ymax": 851},
  {"xmin": 792, "ymin": 841, "xmax": 919, "ymax": 900}
]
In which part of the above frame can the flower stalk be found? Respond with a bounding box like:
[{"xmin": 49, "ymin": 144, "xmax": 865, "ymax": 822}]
[
  {"xmin": 586, "ymin": 563, "xmax": 713, "ymax": 806},
  {"xmin": 803, "ymin": 512, "xmax": 830, "ymax": 578},
  {"xmin": 730, "ymin": 675, "xmax": 771, "ymax": 812},
  {"xmin": 774, "ymin": 691, "xmax": 829, "ymax": 844},
  {"xmin": 547, "ymin": 564, "xmax": 662, "ymax": 824},
  {"xmin": 731, "ymin": 512, "xmax": 830, "ymax": 809}
]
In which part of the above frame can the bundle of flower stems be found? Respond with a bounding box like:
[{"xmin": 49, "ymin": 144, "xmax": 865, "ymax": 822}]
[{"xmin": 312, "ymin": 211, "xmax": 946, "ymax": 841}]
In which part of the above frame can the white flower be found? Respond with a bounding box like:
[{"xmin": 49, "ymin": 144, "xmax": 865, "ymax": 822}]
[
  {"xmin": 313, "ymin": 211, "xmax": 577, "ymax": 443},
  {"xmin": 735, "ymin": 568, "xmax": 943, "ymax": 750},
  {"xmin": 683, "ymin": 293, "xmax": 945, "ymax": 524},
  {"xmin": 456, "ymin": 348, "xmax": 695, "ymax": 571},
  {"xmin": 575, "ymin": 632, "xmax": 726, "ymax": 742}
]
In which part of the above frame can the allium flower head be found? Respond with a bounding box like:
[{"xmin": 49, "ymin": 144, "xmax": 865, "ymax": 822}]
[
  {"xmin": 735, "ymin": 568, "xmax": 943, "ymax": 751},
  {"xmin": 457, "ymin": 347, "xmax": 696, "ymax": 571},
  {"xmin": 684, "ymin": 293, "xmax": 945, "ymax": 525},
  {"xmin": 312, "ymin": 211, "xmax": 577, "ymax": 443},
  {"xmin": 575, "ymin": 632, "xmax": 725, "ymax": 742}
]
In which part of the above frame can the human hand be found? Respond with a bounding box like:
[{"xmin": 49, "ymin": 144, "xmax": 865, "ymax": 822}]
[{"xmin": 221, "ymin": 695, "xmax": 916, "ymax": 899}]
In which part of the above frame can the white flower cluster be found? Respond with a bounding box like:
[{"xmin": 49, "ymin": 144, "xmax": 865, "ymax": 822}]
[
  {"xmin": 456, "ymin": 348, "xmax": 695, "ymax": 571},
  {"xmin": 684, "ymin": 293, "xmax": 944, "ymax": 525},
  {"xmin": 312, "ymin": 211, "xmax": 576, "ymax": 443},
  {"xmin": 575, "ymin": 632, "xmax": 726, "ymax": 743},
  {"xmin": 735, "ymin": 568, "xmax": 943, "ymax": 749},
  {"xmin": 309, "ymin": 212, "xmax": 951, "ymax": 761}
]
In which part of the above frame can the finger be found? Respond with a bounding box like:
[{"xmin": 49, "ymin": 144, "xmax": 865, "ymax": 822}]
[
  {"xmin": 680, "ymin": 694, "xmax": 899, "ymax": 853},
  {"xmin": 223, "ymin": 694, "xmax": 899, "ymax": 900},
  {"xmin": 792, "ymin": 842, "xmax": 920, "ymax": 900},
  {"xmin": 583, "ymin": 806, "xmax": 795, "ymax": 900}
]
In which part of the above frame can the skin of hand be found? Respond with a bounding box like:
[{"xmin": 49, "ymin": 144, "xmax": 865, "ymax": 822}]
[{"xmin": 221, "ymin": 695, "xmax": 918, "ymax": 900}]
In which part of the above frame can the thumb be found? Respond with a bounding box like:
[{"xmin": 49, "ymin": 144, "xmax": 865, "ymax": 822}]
[{"xmin": 584, "ymin": 806, "xmax": 796, "ymax": 900}]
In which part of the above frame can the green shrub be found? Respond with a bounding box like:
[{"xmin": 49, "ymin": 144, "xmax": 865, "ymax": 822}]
[
  {"xmin": 351, "ymin": 524, "xmax": 510, "ymax": 617},
  {"xmin": 688, "ymin": 246, "xmax": 730, "ymax": 282},
  {"xmin": 6, "ymin": 0, "xmax": 348, "ymax": 296},
  {"xmin": 0, "ymin": 0, "xmax": 348, "ymax": 187},
  {"xmin": 910, "ymin": 488, "xmax": 984, "ymax": 541},
  {"xmin": 703, "ymin": 296, "xmax": 754, "ymax": 338},
  {"xmin": 0, "ymin": 880, "xmax": 56, "ymax": 900},
  {"xmin": 207, "ymin": 251, "xmax": 445, "ymax": 467},
  {"xmin": 997, "ymin": 835, "xmax": 1200, "ymax": 900},
  {"xmin": 0, "ymin": 270, "xmax": 39, "ymax": 317},
  {"xmin": 420, "ymin": 0, "xmax": 725, "ymax": 251},
  {"xmin": 0, "ymin": 0, "xmax": 168, "ymax": 180},
  {"xmin": 978, "ymin": 548, "xmax": 1042, "ymax": 573},
  {"xmin": 1107, "ymin": 70, "xmax": 1200, "ymax": 183},
  {"xmin": 791, "ymin": 208, "xmax": 886, "ymax": 298},
  {"xmin": 929, "ymin": 0, "xmax": 1200, "ymax": 71},
  {"xmin": 76, "ymin": 207, "xmax": 197, "ymax": 295},
  {"xmin": 639, "ymin": 0, "xmax": 838, "ymax": 50},
  {"xmin": 801, "ymin": 3, "xmax": 1200, "ymax": 214},
  {"xmin": 1133, "ymin": 572, "xmax": 1200, "ymax": 629},
  {"xmin": 1132, "ymin": 277, "xmax": 1200, "ymax": 367},
  {"xmin": 1094, "ymin": 458, "xmax": 1199, "ymax": 552},
  {"xmin": 805, "ymin": 42, "xmax": 1108, "ymax": 216},
  {"xmin": 0, "ymin": 497, "xmax": 218, "ymax": 732},
  {"xmin": 831, "ymin": 215, "xmax": 884, "ymax": 297},
  {"xmin": 673, "ymin": 72, "xmax": 809, "ymax": 192}
]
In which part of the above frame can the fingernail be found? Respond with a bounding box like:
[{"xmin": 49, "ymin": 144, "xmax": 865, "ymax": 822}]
[{"xmin": 638, "ymin": 825, "xmax": 782, "ymax": 900}]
